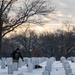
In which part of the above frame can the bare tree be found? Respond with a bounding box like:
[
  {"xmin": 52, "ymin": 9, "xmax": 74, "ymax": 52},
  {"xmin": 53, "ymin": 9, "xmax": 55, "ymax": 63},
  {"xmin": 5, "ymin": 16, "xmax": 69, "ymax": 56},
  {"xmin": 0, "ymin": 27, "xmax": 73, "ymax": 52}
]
[{"xmin": 0, "ymin": 0, "xmax": 55, "ymax": 56}]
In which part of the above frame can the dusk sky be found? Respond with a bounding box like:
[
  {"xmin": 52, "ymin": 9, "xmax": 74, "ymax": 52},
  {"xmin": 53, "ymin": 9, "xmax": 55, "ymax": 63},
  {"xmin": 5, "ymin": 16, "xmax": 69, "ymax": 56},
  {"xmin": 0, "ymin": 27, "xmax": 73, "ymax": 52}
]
[
  {"xmin": 35, "ymin": 0, "xmax": 75, "ymax": 31},
  {"xmin": 8, "ymin": 0, "xmax": 75, "ymax": 32},
  {"xmin": 49, "ymin": 0, "xmax": 75, "ymax": 26}
]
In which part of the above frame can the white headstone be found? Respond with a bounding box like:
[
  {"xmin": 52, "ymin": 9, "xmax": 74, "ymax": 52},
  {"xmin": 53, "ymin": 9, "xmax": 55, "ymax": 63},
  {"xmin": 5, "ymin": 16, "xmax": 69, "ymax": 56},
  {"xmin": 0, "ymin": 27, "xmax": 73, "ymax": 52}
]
[
  {"xmin": 8, "ymin": 64, "xmax": 13, "ymax": 74},
  {"xmin": 60, "ymin": 57, "xmax": 66, "ymax": 62},
  {"xmin": 42, "ymin": 70, "xmax": 49, "ymax": 75},
  {"xmin": 65, "ymin": 68, "xmax": 72, "ymax": 75},
  {"xmin": 7, "ymin": 58, "xmax": 12, "ymax": 66},
  {"xmin": 28, "ymin": 62, "xmax": 33, "ymax": 72},
  {"xmin": 13, "ymin": 62, "xmax": 18, "ymax": 71},
  {"xmin": 1, "ymin": 60, "xmax": 6, "ymax": 69},
  {"xmin": 24, "ymin": 58, "xmax": 28, "ymax": 64},
  {"xmin": 45, "ymin": 66, "xmax": 51, "ymax": 72},
  {"xmin": 19, "ymin": 58, "xmax": 23, "ymax": 68}
]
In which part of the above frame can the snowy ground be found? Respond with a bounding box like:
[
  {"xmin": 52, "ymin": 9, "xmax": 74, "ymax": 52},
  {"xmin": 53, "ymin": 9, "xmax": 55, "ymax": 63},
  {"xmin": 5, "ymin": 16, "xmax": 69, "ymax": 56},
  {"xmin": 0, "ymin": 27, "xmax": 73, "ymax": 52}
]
[{"xmin": 0, "ymin": 61, "xmax": 75, "ymax": 75}]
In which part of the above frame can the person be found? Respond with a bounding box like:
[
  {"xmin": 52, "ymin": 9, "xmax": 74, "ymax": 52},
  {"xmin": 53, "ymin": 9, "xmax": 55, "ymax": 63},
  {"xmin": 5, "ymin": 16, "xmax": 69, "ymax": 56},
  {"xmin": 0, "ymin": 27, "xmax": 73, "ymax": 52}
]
[{"xmin": 11, "ymin": 48, "xmax": 24, "ymax": 63}]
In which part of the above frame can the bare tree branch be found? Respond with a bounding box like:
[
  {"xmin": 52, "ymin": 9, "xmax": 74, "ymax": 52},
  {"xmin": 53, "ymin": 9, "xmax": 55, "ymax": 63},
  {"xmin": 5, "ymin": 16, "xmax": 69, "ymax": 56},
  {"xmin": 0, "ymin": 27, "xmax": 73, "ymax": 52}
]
[{"xmin": 0, "ymin": 0, "xmax": 55, "ymax": 38}]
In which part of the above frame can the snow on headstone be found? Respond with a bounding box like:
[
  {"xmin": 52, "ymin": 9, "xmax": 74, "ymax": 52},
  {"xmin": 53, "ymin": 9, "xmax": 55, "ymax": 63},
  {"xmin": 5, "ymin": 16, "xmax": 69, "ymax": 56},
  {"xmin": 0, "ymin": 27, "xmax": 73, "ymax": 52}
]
[
  {"xmin": 8, "ymin": 64, "xmax": 13, "ymax": 74},
  {"xmin": 13, "ymin": 62, "xmax": 18, "ymax": 71},
  {"xmin": 42, "ymin": 70, "xmax": 49, "ymax": 75},
  {"xmin": 28, "ymin": 62, "xmax": 33, "ymax": 72}
]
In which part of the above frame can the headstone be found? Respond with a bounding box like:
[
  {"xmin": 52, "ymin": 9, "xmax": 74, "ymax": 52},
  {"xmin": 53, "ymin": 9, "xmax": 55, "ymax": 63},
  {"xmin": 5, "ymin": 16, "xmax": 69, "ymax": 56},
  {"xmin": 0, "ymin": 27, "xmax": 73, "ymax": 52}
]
[
  {"xmin": 28, "ymin": 62, "xmax": 33, "ymax": 72},
  {"xmin": 31, "ymin": 58, "xmax": 36, "ymax": 69},
  {"xmin": 1, "ymin": 60, "xmax": 6, "ymax": 69},
  {"xmin": 19, "ymin": 58, "xmax": 23, "ymax": 68},
  {"xmin": 8, "ymin": 64, "xmax": 13, "ymax": 74},
  {"xmin": 35, "ymin": 59, "xmax": 39, "ymax": 65},
  {"xmin": 13, "ymin": 62, "xmax": 18, "ymax": 71},
  {"xmin": 24, "ymin": 58, "xmax": 28, "ymax": 64},
  {"xmin": 38, "ymin": 58, "xmax": 42, "ymax": 64},
  {"xmin": 60, "ymin": 57, "xmax": 66, "ymax": 62},
  {"xmin": 42, "ymin": 70, "xmax": 49, "ymax": 75},
  {"xmin": 7, "ymin": 58, "xmax": 12, "ymax": 66},
  {"xmin": 45, "ymin": 66, "xmax": 51, "ymax": 72},
  {"xmin": 22, "ymin": 61, "xmax": 25, "ymax": 66},
  {"xmin": 67, "ymin": 57, "xmax": 71, "ymax": 61},
  {"xmin": 41, "ymin": 57, "xmax": 46, "ymax": 62},
  {"xmin": 65, "ymin": 68, "xmax": 72, "ymax": 75}
]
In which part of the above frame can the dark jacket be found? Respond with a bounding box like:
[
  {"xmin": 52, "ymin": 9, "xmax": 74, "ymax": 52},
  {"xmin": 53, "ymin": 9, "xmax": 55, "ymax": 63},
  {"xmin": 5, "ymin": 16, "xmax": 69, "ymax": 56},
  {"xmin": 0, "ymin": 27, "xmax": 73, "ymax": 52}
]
[{"xmin": 11, "ymin": 50, "xmax": 23, "ymax": 61}]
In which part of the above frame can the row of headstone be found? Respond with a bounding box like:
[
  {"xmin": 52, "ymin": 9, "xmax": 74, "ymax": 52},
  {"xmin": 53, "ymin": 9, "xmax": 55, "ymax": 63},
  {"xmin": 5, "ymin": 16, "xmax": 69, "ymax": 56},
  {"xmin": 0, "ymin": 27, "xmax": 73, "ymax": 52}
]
[
  {"xmin": 24, "ymin": 57, "xmax": 48, "ymax": 65},
  {"xmin": 24, "ymin": 57, "xmax": 48, "ymax": 72},
  {"xmin": 42, "ymin": 57, "xmax": 56, "ymax": 75},
  {"xmin": 0, "ymin": 57, "xmax": 48, "ymax": 74},
  {"xmin": 60, "ymin": 57, "xmax": 73, "ymax": 75}
]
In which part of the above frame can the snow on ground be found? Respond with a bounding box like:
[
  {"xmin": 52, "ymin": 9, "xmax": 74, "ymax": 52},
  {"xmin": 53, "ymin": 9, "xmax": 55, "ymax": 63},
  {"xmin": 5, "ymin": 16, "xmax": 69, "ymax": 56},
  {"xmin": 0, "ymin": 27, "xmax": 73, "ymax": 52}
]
[{"xmin": 0, "ymin": 61, "xmax": 75, "ymax": 75}]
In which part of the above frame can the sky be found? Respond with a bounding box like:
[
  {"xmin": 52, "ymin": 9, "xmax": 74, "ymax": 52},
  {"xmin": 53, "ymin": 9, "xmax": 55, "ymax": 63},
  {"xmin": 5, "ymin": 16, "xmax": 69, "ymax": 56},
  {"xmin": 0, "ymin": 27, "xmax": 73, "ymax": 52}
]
[
  {"xmin": 9, "ymin": 0, "xmax": 75, "ymax": 25},
  {"xmin": 49, "ymin": 0, "xmax": 75, "ymax": 26},
  {"xmin": 8, "ymin": 0, "xmax": 75, "ymax": 34},
  {"xmin": 34, "ymin": 0, "xmax": 75, "ymax": 31}
]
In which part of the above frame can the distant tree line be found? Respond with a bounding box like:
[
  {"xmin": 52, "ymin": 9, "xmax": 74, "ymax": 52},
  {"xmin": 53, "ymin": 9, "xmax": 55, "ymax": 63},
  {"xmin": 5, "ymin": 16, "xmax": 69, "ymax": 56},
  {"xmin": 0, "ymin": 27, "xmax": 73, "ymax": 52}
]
[{"xmin": 1, "ymin": 25, "xmax": 75, "ymax": 60}]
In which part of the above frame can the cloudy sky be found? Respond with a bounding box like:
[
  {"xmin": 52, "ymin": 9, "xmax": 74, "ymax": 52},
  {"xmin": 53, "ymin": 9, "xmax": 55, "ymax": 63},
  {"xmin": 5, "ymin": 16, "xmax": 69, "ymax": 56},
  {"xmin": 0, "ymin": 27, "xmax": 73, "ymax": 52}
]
[
  {"xmin": 8, "ymin": 0, "xmax": 75, "ymax": 31},
  {"xmin": 49, "ymin": 0, "xmax": 75, "ymax": 25},
  {"xmin": 56, "ymin": 0, "xmax": 75, "ymax": 21},
  {"xmin": 31, "ymin": 0, "xmax": 75, "ymax": 30}
]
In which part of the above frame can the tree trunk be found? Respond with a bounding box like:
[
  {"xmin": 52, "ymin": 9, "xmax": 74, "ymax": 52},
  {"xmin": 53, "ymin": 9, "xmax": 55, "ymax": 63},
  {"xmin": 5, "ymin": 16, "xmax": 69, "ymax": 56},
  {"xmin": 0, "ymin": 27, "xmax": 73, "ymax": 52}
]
[{"xmin": 0, "ymin": 17, "xmax": 3, "ymax": 58}]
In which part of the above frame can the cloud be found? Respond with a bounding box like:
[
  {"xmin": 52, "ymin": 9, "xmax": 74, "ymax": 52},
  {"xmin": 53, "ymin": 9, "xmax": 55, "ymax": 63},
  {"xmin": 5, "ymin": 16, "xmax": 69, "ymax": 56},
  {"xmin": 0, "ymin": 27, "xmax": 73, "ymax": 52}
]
[{"xmin": 50, "ymin": 0, "xmax": 75, "ymax": 24}]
